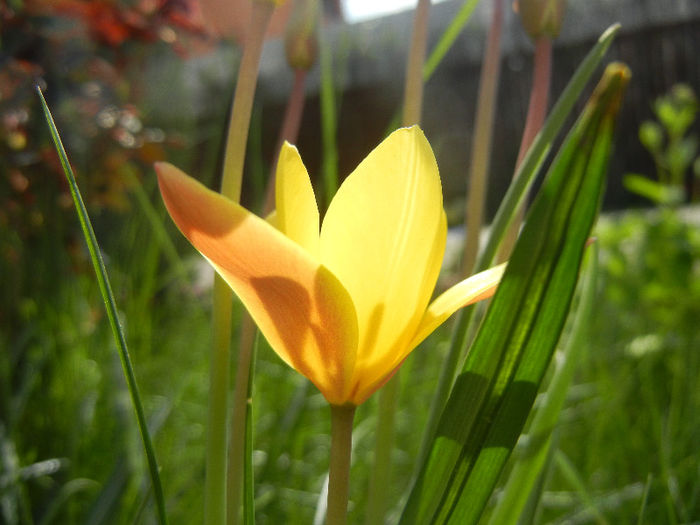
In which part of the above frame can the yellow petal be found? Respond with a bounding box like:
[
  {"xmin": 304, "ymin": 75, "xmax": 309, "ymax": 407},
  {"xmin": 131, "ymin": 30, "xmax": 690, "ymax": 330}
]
[
  {"xmin": 156, "ymin": 162, "xmax": 357, "ymax": 404},
  {"xmin": 407, "ymin": 263, "xmax": 507, "ymax": 350},
  {"xmin": 319, "ymin": 126, "xmax": 445, "ymax": 383},
  {"xmin": 346, "ymin": 211, "xmax": 448, "ymax": 404},
  {"xmin": 275, "ymin": 142, "xmax": 320, "ymax": 257}
]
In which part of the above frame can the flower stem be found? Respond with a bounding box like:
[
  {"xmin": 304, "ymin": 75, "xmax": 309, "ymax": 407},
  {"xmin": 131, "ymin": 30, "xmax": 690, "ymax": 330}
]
[
  {"xmin": 206, "ymin": 3, "xmax": 275, "ymax": 525},
  {"xmin": 498, "ymin": 36, "xmax": 552, "ymax": 261},
  {"xmin": 402, "ymin": 0, "xmax": 430, "ymax": 127},
  {"xmin": 226, "ymin": 315, "xmax": 257, "ymax": 525},
  {"xmin": 462, "ymin": 0, "xmax": 504, "ymax": 276},
  {"xmin": 220, "ymin": 1, "xmax": 275, "ymax": 202},
  {"xmin": 320, "ymin": 29, "xmax": 338, "ymax": 209},
  {"xmin": 327, "ymin": 405, "xmax": 356, "ymax": 525},
  {"xmin": 365, "ymin": 375, "xmax": 399, "ymax": 525}
]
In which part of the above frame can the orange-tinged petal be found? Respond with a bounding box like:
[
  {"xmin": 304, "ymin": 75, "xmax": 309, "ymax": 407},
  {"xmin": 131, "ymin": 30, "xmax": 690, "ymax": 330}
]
[
  {"xmin": 156, "ymin": 162, "xmax": 357, "ymax": 404},
  {"xmin": 407, "ymin": 263, "xmax": 507, "ymax": 350},
  {"xmin": 319, "ymin": 126, "xmax": 445, "ymax": 385},
  {"xmin": 275, "ymin": 142, "xmax": 320, "ymax": 256}
]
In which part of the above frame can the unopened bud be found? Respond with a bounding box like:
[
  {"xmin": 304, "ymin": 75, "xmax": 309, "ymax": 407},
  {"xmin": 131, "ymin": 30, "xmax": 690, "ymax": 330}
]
[
  {"xmin": 513, "ymin": 0, "xmax": 566, "ymax": 39},
  {"xmin": 284, "ymin": 0, "xmax": 319, "ymax": 70}
]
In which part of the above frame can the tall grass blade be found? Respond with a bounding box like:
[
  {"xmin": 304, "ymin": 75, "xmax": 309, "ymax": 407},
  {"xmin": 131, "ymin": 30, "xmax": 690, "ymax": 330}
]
[
  {"xmin": 423, "ymin": 0, "xmax": 481, "ymax": 81},
  {"xmin": 416, "ymin": 24, "xmax": 621, "ymax": 470},
  {"xmin": 243, "ymin": 333, "xmax": 259, "ymax": 525},
  {"xmin": 36, "ymin": 86, "xmax": 168, "ymax": 525},
  {"xmin": 487, "ymin": 245, "xmax": 599, "ymax": 525},
  {"xmin": 400, "ymin": 63, "xmax": 630, "ymax": 524}
]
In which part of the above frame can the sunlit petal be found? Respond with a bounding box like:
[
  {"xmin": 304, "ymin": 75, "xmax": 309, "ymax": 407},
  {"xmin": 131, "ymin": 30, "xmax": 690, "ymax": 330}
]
[
  {"xmin": 346, "ymin": 211, "xmax": 448, "ymax": 404},
  {"xmin": 275, "ymin": 142, "xmax": 320, "ymax": 257},
  {"xmin": 319, "ymin": 126, "xmax": 445, "ymax": 381},
  {"xmin": 156, "ymin": 162, "xmax": 357, "ymax": 403},
  {"xmin": 408, "ymin": 263, "xmax": 507, "ymax": 350}
]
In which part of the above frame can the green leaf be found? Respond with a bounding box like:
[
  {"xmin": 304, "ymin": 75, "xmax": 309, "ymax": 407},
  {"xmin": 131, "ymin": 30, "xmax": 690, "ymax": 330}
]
[
  {"xmin": 623, "ymin": 173, "xmax": 684, "ymax": 205},
  {"xmin": 423, "ymin": 0, "xmax": 482, "ymax": 81},
  {"xmin": 486, "ymin": 245, "xmax": 598, "ymax": 525},
  {"xmin": 401, "ymin": 63, "xmax": 630, "ymax": 525},
  {"xmin": 37, "ymin": 87, "xmax": 169, "ymax": 525},
  {"xmin": 416, "ymin": 23, "xmax": 621, "ymax": 470}
]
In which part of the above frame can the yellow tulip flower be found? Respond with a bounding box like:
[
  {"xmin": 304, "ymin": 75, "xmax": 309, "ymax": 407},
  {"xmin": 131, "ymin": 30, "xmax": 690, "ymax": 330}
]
[{"xmin": 156, "ymin": 126, "xmax": 505, "ymax": 406}]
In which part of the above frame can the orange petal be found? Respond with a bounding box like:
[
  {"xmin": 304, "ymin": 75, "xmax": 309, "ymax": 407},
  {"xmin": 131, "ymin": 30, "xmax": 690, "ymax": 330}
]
[{"xmin": 156, "ymin": 162, "xmax": 358, "ymax": 404}]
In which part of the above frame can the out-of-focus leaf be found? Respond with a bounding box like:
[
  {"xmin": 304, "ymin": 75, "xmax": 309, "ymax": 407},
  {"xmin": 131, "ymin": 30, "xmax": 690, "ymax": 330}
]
[{"xmin": 623, "ymin": 173, "xmax": 684, "ymax": 205}]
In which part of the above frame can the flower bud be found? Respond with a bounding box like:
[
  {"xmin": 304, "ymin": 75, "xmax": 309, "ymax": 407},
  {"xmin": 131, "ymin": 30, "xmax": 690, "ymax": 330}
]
[
  {"xmin": 285, "ymin": 0, "xmax": 319, "ymax": 70},
  {"xmin": 513, "ymin": 0, "xmax": 566, "ymax": 39}
]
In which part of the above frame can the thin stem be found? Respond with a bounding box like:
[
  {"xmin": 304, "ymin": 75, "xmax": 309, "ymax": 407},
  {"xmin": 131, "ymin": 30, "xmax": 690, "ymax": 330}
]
[
  {"xmin": 220, "ymin": 1, "xmax": 275, "ymax": 201},
  {"xmin": 327, "ymin": 405, "xmax": 356, "ymax": 525},
  {"xmin": 226, "ymin": 315, "xmax": 257, "ymax": 525},
  {"xmin": 462, "ymin": 0, "xmax": 504, "ymax": 276},
  {"xmin": 402, "ymin": 0, "xmax": 431, "ymax": 127},
  {"xmin": 320, "ymin": 28, "xmax": 338, "ymax": 209},
  {"xmin": 365, "ymin": 376, "xmax": 399, "ymax": 525},
  {"xmin": 206, "ymin": 3, "xmax": 275, "ymax": 525},
  {"xmin": 498, "ymin": 37, "xmax": 552, "ymax": 261},
  {"xmin": 207, "ymin": 279, "xmax": 234, "ymax": 525},
  {"xmin": 263, "ymin": 69, "xmax": 308, "ymax": 213}
]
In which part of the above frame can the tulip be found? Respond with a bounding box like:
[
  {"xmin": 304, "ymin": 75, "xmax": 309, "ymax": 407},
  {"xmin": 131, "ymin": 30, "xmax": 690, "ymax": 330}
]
[{"xmin": 156, "ymin": 126, "xmax": 504, "ymax": 406}]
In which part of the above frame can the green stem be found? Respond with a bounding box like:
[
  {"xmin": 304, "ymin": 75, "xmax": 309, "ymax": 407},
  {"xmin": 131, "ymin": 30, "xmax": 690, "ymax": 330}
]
[
  {"xmin": 220, "ymin": 1, "xmax": 275, "ymax": 201},
  {"xmin": 365, "ymin": 376, "xmax": 399, "ymax": 525},
  {"xmin": 206, "ymin": 3, "xmax": 275, "ymax": 525},
  {"xmin": 462, "ymin": 0, "xmax": 504, "ymax": 276},
  {"xmin": 320, "ymin": 28, "xmax": 338, "ymax": 209},
  {"xmin": 327, "ymin": 405, "xmax": 356, "ymax": 525},
  {"xmin": 207, "ymin": 278, "xmax": 235, "ymax": 525},
  {"xmin": 226, "ymin": 315, "xmax": 256, "ymax": 525}
]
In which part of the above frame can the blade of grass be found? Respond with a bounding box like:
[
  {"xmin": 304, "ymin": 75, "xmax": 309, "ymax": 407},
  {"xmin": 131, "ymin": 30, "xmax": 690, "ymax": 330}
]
[
  {"xmin": 243, "ymin": 333, "xmax": 258, "ymax": 525},
  {"xmin": 422, "ymin": 0, "xmax": 481, "ymax": 82},
  {"xmin": 555, "ymin": 450, "xmax": 609, "ymax": 525},
  {"xmin": 36, "ymin": 86, "xmax": 168, "ymax": 525},
  {"xmin": 415, "ymin": 23, "xmax": 620, "ymax": 471},
  {"xmin": 400, "ymin": 63, "xmax": 630, "ymax": 524},
  {"xmin": 487, "ymin": 244, "xmax": 599, "ymax": 525}
]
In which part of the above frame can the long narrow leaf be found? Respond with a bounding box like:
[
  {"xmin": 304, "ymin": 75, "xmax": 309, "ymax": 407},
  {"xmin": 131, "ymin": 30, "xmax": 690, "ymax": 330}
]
[
  {"xmin": 423, "ymin": 0, "xmax": 481, "ymax": 81},
  {"xmin": 417, "ymin": 23, "xmax": 620, "ymax": 470},
  {"xmin": 487, "ymin": 245, "xmax": 599, "ymax": 525},
  {"xmin": 401, "ymin": 63, "xmax": 630, "ymax": 525},
  {"xmin": 37, "ymin": 87, "xmax": 168, "ymax": 525}
]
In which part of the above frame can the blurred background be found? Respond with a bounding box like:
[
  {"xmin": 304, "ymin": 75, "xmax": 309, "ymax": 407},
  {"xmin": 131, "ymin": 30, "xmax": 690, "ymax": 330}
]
[{"xmin": 1, "ymin": 0, "xmax": 699, "ymax": 523}]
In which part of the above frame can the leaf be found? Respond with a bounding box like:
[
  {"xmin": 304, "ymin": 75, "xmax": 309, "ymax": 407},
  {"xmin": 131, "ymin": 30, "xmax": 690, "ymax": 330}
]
[
  {"xmin": 400, "ymin": 63, "xmax": 630, "ymax": 525},
  {"xmin": 623, "ymin": 173, "xmax": 684, "ymax": 205},
  {"xmin": 416, "ymin": 23, "xmax": 621, "ymax": 470},
  {"xmin": 486, "ymin": 245, "xmax": 599, "ymax": 525},
  {"xmin": 37, "ymin": 87, "xmax": 169, "ymax": 525}
]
